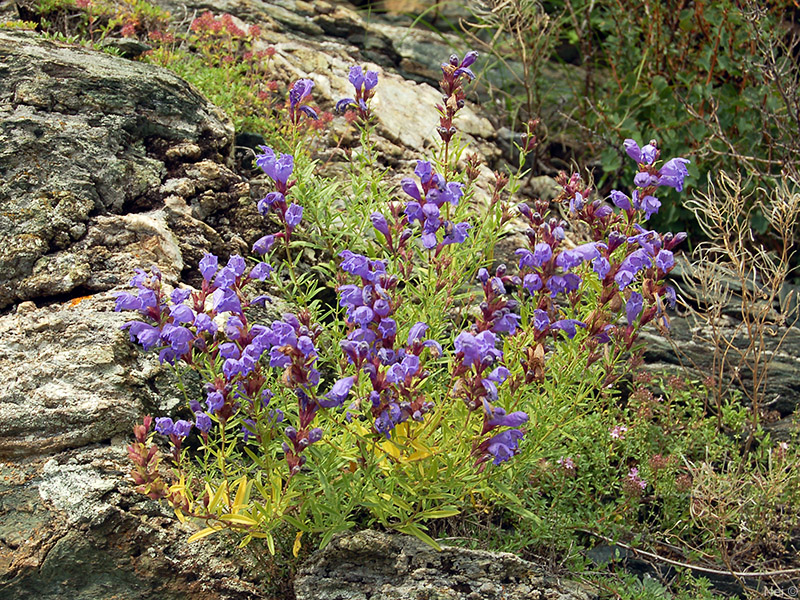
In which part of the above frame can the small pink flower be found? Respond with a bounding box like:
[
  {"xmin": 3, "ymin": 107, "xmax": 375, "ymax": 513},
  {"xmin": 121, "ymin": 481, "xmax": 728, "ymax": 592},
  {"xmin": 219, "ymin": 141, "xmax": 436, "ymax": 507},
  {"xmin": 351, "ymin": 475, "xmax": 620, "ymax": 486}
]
[
  {"xmin": 610, "ymin": 424, "xmax": 628, "ymax": 440},
  {"xmin": 628, "ymin": 467, "xmax": 647, "ymax": 489},
  {"xmin": 557, "ymin": 456, "xmax": 575, "ymax": 470}
]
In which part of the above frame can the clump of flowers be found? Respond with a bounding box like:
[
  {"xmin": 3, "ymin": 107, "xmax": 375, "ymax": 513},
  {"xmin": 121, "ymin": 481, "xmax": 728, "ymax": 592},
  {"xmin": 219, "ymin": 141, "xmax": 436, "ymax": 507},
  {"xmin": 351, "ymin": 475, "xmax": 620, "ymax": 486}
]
[
  {"xmin": 623, "ymin": 466, "xmax": 648, "ymax": 499},
  {"xmin": 287, "ymin": 79, "xmax": 318, "ymax": 125},
  {"xmin": 255, "ymin": 146, "xmax": 303, "ymax": 242},
  {"xmin": 114, "ymin": 48, "xmax": 703, "ymax": 554},
  {"xmin": 336, "ymin": 65, "xmax": 379, "ymax": 122}
]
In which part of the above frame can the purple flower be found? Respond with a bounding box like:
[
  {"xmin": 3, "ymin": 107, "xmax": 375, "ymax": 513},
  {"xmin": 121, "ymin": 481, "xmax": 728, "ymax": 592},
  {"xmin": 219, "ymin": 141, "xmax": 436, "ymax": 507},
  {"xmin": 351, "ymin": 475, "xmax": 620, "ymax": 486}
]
[
  {"xmin": 194, "ymin": 313, "xmax": 218, "ymax": 335},
  {"xmin": 352, "ymin": 306, "xmax": 375, "ymax": 327},
  {"xmin": 547, "ymin": 273, "xmax": 582, "ymax": 296},
  {"xmin": 253, "ymin": 234, "xmax": 275, "ymax": 255},
  {"xmin": 219, "ymin": 342, "xmax": 241, "ymax": 359},
  {"xmin": 169, "ymin": 304, "xmax": 195, "ymax": 324},
  {"xmin": 211, "ymin": 287, "xmax": 242, "ymax": 314},
  {"xmin": 491, "ymin": 311, "xmax": 520, "ymax": 335},
  {"xmin": 461, "ymin": 50, "xmax": 478, "ymax": 68},
  {"xmin": 122, "ymin": 321, "xmax": 162, "ymax": 351},
  {"xmin": 401, "ymin": 178, "xmax": 422, "ymax": 201},
  {"xmin": 321, "ymin": 376, "xmax": 356, "ymax": 408},
  {"xmin": 610, "ymin": 424, "xmax": 628, "ymax": 440},
  {"xmin": 523, "ymin": 273, "xmax": 542, "ymax": 295},
  {"xmin": 199, "ymin": 253, "xmax": 218, "ymax": 281},
  {"xmin": 214, "ymin": 266, "xmax": 236, "ymax": 290},
  {"xmin": 339, "ymin": 250, "xmax": 371, "ymax": 279},
  {"xmin": 336, "ymin": 97, "xmax": 355, "ymax": 113},
  {"xmin": 592, "ymin": 256, "xmax": 611, "ymax": 279},
  {"xmin": 378, "ymin": 318, "xmax": 397, "ymax": 340},
  {"xmin": 455, "ymin": 330, "xmax": 502, "ymax": 369},
  {"xmin": 556, "ymin": 242, "xmax": 604, "ymax": 270},
  {"xmin": 155, "ymin": 417, "xmax": 174, "ymax": 436},
  {"xmin": 195, "ymin": 412, "xmax": 212, "ymax": 433},
  {"xmin": 487, "ymin": 429, "xmax": 524, "ymax": 465},
  {"xmin": 533, "ymin": 243, "xmax": 553, "ymax": 267},
  {"xmin": 162, "ymin": 324, "xmax": 194, "ymax": 355},
  {"xmin": 349, "ymin": 65, "xmax": 365, "ymax": 89},
  {"xmin": 114, "ymin": 292, "xmax": 142, "ymax": 312},
  {"xmin": 533, "ymin": 309, "xmax": 550, "ymax": 331},
  {"xmin": 289, "ymin": 79, "xmax": 315, "ymax": 109},
  {"xmin": 285, "ymin": 203, "xmax": 303, "ymax": 228},
  {"xmin": 414, "ymin": 160, "xmax": 432, "ymax": 184},
  {"xmin": 227, "ymin": 255, "xmax": 247, "ymax": 277},
  {"xmin": 386, "ymin": 354, "xmax": 420, "ymax": 384},
  {"xmin": 628, "ymin": 466, "xmax": 647, "ymax": 489},
  {"xmin": 364, "ymin": 70, "xmax": 379, "ymax": 90},
  {"xmin": 206, "ymin": 391, "xmax": 225, "ymax": 413},
  {"xmin": 487, "ymin": 407, "xmax": 529, "ymax": 428},
  {"xmin": 615, "ymin": 269, "xmax": 636, "ymax": 290},
  {"xmin": 623, "ymin": 139, "xmax": 656, "ymax": 165},
  {"xmin": 626, "ymin": 291, "xmax": 643, "ymax": 325},
  {"xmin": 638, "ymin": 194, "xmax": 661, "ymax": 220},
  {"xmin": 249, "ymin": 262, "xmax": 272, "ymax": 281},
  {"xmin": 550, "ymin": 319, "xmax": 587, "ymax": 339},
  {"xmin": 171, "ymin": 288, "xmax": 191, "ymax": 304},
  {"xmin": 441, "ymin": 221, "xmax": 471, "ymax": 245},
  {"xmin": 407, "ymin": 322, "xmax": 428, "ymax": 344},
  {"xmin": 256, "ymin": 146, "xmax": 294, "ymax": 185},
  {"xmin": 610, "ymin": 190, "xmax": 632, "ymax": 211},
  {"xmin": 371, "ymin": 212, "xmax": 390, "ymax": 237},
  {"xmin": 172, "ymin": 419, "xmax": 193, "ymax": 438},
  {"xmin": 308, "ymin": 427, "xmax": 323, "ymax": 444},
  {"xmin": 655, "ymin": 249, "xmax": 674, "ymax": 272},
  {"xmin": 658, "ymin": 157, "xmax": 691, "ymax": 192}
]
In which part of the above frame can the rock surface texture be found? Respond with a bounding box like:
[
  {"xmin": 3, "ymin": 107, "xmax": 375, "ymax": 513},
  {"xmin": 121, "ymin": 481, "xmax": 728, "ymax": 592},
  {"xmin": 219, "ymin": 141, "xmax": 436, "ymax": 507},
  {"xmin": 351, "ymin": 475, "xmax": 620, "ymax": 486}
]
[{"xmin": 294, "ymin": 530, "xmax": 597, "ymax": 600}]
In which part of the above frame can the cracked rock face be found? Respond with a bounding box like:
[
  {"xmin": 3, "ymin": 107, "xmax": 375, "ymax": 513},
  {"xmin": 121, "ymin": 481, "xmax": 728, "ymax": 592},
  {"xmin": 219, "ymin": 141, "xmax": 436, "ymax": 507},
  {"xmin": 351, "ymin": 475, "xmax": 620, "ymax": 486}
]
[
  {"xmin": 0, "ymin": 29, "xmax": 241, "ymax": 310},
  {"xmin": 294, "ymin": 530, "xmax": 597, "ymax": 600}
]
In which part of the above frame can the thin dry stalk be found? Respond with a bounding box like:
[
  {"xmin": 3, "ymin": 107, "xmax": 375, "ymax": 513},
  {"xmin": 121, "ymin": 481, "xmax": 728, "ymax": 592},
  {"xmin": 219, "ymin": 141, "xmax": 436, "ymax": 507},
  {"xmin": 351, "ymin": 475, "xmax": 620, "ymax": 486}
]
[
  {"xmin": 678, "ymin": 171, "xmax": 800, "ymax": 446},
  {"xmin": 460, "ymin": 0, "xmax": 556, "ymax": 124}
]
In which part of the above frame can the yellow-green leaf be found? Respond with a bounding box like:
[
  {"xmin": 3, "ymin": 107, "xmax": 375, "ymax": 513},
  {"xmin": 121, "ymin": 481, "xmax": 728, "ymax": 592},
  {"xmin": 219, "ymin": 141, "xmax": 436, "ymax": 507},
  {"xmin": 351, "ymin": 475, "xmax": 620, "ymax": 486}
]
[
  {"xmin": 187, "ymin": 526, "xmax": 223, "ymax": 543},
  {"xmin": 292, "ymin": 530, "xmax": 303, "ymax": 557},
  {"xmin": 218, "ymin": 513, "xmax": 257, "ymax": 526}
]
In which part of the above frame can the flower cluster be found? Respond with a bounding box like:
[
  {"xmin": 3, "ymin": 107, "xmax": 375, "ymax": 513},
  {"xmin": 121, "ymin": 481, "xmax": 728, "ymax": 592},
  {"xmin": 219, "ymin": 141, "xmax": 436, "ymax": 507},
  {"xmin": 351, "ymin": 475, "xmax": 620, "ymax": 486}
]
[
  {"xmin": 335, "ymin": 251, "xmax": 441, "ymax": 437},
  {"xmin": 451, "ymin": 273, "xmax": 529, "ymax": 466},
  {"xmin": 115, "ymin": 45, "xmax": 704, "ymax": 553},
  {"xmin": 116, "ymin": 256, "xmax": 271, "ymax": 364},
  {"xmin": 437, "ymin": 51, "xmax": 477, "ymax": 144},
  {"xmin": 336, "ymin": 65, "xmax": 379, "ymax": 122},
  {"xmin": 255, "ymin": 146, "xmax": 303, "ymax": 240},
  {"xmin": 398, "ymin": 160, "xmax": 471, "ymax": 250},
  {"xmin": 287, "ymin": 79, "xmax": 318, "ymax": 125},
  {"xmin": 509, "ymin": 141, "xmax": 689, "ymax": 385}
]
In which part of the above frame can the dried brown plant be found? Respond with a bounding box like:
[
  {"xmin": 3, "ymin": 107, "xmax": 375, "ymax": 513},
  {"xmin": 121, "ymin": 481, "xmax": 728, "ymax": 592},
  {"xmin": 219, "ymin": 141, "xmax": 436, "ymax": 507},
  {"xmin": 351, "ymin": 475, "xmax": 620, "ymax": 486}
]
[{"xmin": 678, "ymin": 171, "xmax": 800, "ymax": 445}]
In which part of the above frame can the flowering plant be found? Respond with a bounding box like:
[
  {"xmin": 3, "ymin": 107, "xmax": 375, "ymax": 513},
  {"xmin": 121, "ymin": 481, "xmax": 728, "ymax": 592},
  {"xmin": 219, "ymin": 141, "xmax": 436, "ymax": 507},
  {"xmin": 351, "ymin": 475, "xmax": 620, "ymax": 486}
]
[{"xmin": 119, "ymin": 52, "xmax": 689, "ymax": 551}]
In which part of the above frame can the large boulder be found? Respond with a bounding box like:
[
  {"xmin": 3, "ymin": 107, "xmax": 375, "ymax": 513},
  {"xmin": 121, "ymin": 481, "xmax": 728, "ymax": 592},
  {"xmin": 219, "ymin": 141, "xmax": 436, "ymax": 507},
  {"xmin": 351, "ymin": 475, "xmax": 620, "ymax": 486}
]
[{"xmin": 0, "ymin": 30, "xmax": 248, "ymax": 310}]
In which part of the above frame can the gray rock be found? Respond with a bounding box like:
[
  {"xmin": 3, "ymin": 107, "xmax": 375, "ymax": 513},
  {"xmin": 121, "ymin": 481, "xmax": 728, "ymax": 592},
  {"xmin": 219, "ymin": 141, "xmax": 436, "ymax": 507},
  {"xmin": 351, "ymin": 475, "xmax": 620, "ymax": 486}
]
[
  {"xmin": 640, "ymin": 312, "xmax": 800, "ymax": 418},
  {"xmin": 294, "ymin": 529, "xmax": 597, "ymax": 600},
  {"xmin": 0, "ymin": 446, "xmax": 274, "ymax": 600},
  {"xmin": 0, "ymin": 29, "xmax": 240, "ymax": 309},
  {"xmin": 0, "ymin": 293, "xmax": 162, "ymax": 458}
]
